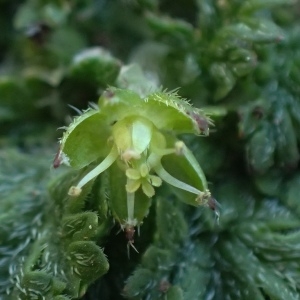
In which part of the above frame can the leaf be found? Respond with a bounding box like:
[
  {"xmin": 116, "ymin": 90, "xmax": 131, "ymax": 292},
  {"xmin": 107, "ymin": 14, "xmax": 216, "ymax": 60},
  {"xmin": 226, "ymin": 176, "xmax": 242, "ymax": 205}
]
[
  {"xmin": 68, "ymin": 241, "xmax": 109, "ymax": 284},
  {"xmin": 70, "ymin": 47, "xmax": 121, "ymax": 87}
]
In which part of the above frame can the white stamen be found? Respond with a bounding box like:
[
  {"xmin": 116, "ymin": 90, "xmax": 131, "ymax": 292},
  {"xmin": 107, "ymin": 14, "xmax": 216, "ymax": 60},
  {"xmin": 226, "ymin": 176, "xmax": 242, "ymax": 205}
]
[
  {"xmin": 154, "ymin": 163, "xmax": 203, "ymax": 196},
  {"xmin": 76, "ymin": 145, "xmax": 118, "ymax": 189}
]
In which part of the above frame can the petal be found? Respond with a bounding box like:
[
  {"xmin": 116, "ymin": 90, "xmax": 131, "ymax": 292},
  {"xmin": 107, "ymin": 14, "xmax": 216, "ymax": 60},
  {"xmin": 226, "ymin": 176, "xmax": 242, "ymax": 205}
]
[
  {"xmin": 126, "ymin": 179, "xmax": 141, "ymax": 193},
  {"xmin": 126, "ymin": 168, "xmax": 141, "ymax": 180},
  {"xmin": 148, "ymin": 175, "xmax": 162, "ymax": 187},
  {"xmin": 139, "ymin": 163, "xmax": 149, "ymax": 178},
  {"xmin": 142, "ymin": 181, "xmax": 155, "ymax": 198}
]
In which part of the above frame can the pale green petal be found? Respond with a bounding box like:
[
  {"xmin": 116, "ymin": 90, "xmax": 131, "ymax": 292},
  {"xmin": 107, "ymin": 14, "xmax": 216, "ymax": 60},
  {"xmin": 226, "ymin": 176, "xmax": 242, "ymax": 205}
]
[
  {"xmin": 142, "ymin": 181, "xmax": 155, "ymax": 198},
  {"xmin": 126, "ymin": 168, "xmax": 141, "ymax": 180},
  {"xmin": 126, "ymin": 179, "xmax": 141, "ymax": 193},
  {"xmin": 140, "ymin": 163, "xmax": 149, "ymax": 177},
  {"xmin": 148, "ymin": 175, "xmax": 162, "ymax": 187}
]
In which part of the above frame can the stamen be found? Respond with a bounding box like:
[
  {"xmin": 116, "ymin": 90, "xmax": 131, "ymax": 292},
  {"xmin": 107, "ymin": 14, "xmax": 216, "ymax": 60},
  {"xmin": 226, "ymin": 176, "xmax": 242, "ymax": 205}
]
[
  {"xmin": 121, "ymin": 149, "xmax": 141, "ymax": 161},
  {"xmin": 154, "ymin": 162, "xmax": 203, "ymax": 196},
  {"xmin": 175, "ymin": 141, "xmax": 185, "ymax": 155},
  {"xmin": 68, "ymin": 145, "xmax": 118, "ymax": 196},
  {"xmin": 153, "ymin": 148, "xmax": 176, "ymax": 156}
]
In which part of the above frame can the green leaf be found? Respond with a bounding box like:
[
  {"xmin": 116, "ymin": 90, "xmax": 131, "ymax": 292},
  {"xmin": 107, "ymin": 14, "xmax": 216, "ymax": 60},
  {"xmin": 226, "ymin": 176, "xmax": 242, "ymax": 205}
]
[
  {"xmin": 123, "ymin": 269, "xmax": 155, "ymax": 298},
  {"xmin": 70, "ymin": 47, "xmax": 121, "ymax": 87},
  {"xmin": 246, "ymin": 123, "xmax": 276, "ymax": 173},
  {"xmin": 165, "ymin": 286, "xmax": 184, "ymax": 300},
  {"xmin": 210, "ymin": 63, "xmax": 236, "ymax": 100},
  {"xmin": 62, "ymin": 212, "xmax": 99, "ymax": 241},
  {"xmin": 239, "ymin": 0, "xmax": 296, "ymax": 15},
  {"xmin": 68, "ymin": 241, "xmax": 109, "ymax": 284}
]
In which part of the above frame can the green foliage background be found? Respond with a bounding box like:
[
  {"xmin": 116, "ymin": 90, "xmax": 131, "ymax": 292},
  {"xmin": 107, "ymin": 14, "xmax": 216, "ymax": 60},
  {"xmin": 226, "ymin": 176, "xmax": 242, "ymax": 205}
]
[{"xmin": 1, "ymin": 0, "xmax": 300, "ymax": 299}]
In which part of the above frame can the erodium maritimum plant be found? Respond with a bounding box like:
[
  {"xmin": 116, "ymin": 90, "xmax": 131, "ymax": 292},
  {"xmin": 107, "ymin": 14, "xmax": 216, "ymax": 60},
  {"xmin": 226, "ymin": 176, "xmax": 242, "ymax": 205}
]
[{"xmin": 54, "ymin": 87, "xmax": 214, "ymax": 248}]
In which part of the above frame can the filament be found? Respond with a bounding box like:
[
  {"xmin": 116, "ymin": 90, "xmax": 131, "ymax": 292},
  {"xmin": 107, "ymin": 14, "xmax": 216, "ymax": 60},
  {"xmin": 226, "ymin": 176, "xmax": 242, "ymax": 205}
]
[{"xmin": 77, "ymin": 145, "xmax": 118, "ymax": 189}]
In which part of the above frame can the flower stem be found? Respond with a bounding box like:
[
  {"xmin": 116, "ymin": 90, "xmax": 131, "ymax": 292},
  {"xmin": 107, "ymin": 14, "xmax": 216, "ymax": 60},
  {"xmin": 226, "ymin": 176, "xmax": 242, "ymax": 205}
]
[{"xmin": 127, "ymin": 189, "xmax": 135, "ymax": 223}]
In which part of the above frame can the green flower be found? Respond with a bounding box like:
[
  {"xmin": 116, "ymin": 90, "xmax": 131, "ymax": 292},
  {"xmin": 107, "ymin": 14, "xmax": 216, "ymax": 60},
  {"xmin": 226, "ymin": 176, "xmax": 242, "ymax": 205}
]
[{"xmin": 55, "ymin": 87, "xmax": 212, "ymax": 227}]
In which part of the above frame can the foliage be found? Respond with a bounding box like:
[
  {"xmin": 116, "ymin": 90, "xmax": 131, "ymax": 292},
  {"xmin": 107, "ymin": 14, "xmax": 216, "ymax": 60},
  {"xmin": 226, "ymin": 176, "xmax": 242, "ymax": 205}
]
[{"xmin": 1, "ymin": 0, "xmax": 300, "ymax": 299}]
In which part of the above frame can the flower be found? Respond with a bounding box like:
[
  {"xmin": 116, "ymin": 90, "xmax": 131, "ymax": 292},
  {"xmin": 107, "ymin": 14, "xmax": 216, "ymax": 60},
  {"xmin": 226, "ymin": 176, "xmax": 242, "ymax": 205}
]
[{"xmin": 55, "ymin": 87, "xmax": 212, "ymax": 227}]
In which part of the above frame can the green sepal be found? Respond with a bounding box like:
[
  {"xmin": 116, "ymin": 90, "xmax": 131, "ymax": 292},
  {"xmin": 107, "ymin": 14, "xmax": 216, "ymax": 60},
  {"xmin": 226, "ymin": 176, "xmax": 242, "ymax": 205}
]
[
  {"xmin": 69, "ymin": 47, "xmax": 121, "ymax": 87},
  {"xmin": 60, "ymin": 109, "xmax": 110, "ymax": 169},
  {"xmin": 107, "ymin": 164, "xmax": 151, "ymax": 226},
  {"xmin": 99, "ymin": 87, "xmax": 208, "ymax": 135},
  {"xmin": 62, "ymin": 212, "xmax": 99, "ymax": 241},
  {"xmin": 98, "ymin": 87, "xmax": 144, "ymax": 123},
  {"xmin": 145, "ymin": 91, "xmax": 210, "ymax": 134},
  {"xmin": 67, "ymin": 241, "xmax": 109, "ymax": 284}
]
